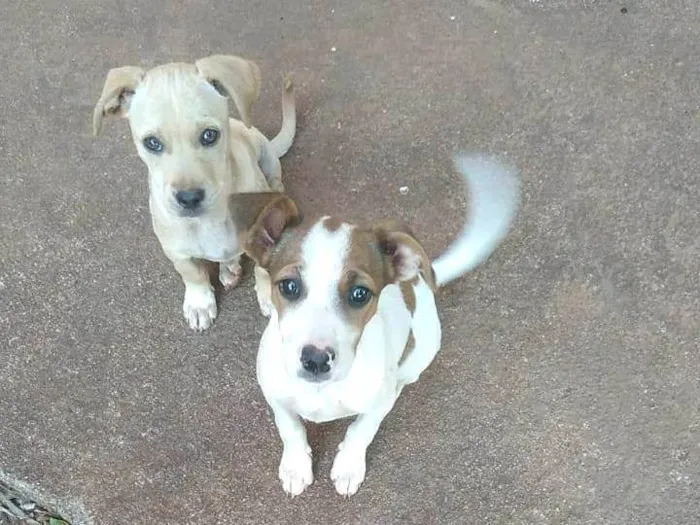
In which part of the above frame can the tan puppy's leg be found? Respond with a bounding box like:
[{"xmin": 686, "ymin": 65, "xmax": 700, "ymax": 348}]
[
  {"xmin": 171, "ymin": 256, "xmax": 217, "ymax": 332},
  {"xmin": 258, "ymin": 147, "xmax": 284, "ymax": 192},
  {"xmin": 219, "ymin": 256, "xmax": 243, "ymax": 290},
  {"xmin": 254, "ymin": 265, "xmax": 274, "ymax": 317}
]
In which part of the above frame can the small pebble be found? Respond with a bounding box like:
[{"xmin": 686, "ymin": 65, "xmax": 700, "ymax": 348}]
[{"xmin": 399, "ymin": 186, "xmax": 409, "ymax": 195}]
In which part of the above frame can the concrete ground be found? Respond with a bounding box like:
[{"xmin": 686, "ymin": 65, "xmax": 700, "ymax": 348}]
[{"xmin": 1, "ymin": 0, "xmax": 698, "ymax": 523}]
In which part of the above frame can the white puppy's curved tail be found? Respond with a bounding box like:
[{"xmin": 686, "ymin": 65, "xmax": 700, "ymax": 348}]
[
  {"xmin": 270, "ymin": 75, "xmax": 296, "ymax": 158},
  {"xmin": 432, "ymin": 153, "xmax": 521, "ymax": 288}
]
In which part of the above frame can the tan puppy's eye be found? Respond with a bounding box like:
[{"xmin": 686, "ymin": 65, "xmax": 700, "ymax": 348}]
[
  {"xmin": 348, "ymin": 285, "xmax": 372, "ymax": 308},
  {"xmin": 200, "ymin": 128, "xmax": 220, "ymax": 147},
  {"xmin": 143, "ymin": 135, "xmax": 164, "ymax": 153}
]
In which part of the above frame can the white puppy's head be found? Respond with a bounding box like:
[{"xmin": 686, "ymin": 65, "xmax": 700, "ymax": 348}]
[
  {"xmin": 244, "ymin": 196, "xmax": 435, "ymax": 383},
  {"xmin": 93, "ymin": 55, "xmax": 261, "ymax": 217}
]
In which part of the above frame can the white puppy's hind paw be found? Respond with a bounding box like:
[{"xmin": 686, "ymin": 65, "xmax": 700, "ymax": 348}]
[
  {"xmin": 219, "ymin": 261, "xmax": 242, "ymax": 290},
  {"xmin": 331, "ymin": 445, "xmax": 366, "ymax": 497},
  {"xmin": 279, "ymin": 448, "xmax": 313, "ymax": 497},
  {"xmin": 183, "ymin": 286, "xmax": 217, "ymax": 331}
]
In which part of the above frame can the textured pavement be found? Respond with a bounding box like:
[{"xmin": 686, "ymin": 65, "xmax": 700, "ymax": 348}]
[{"xmin": 1, "ymin": 1, "xmax": 699, "ymax": 523}]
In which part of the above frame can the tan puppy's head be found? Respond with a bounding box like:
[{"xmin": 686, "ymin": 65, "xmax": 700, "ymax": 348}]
[
  {"xmin": 93, "ymin": 55, "xmax": 261, "ymax": 218},
  {"xmin": 243, "ymin": 197, "xmax": 434, "ymax": 383}
]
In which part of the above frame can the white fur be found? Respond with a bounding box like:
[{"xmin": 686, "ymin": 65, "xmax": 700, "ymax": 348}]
[
  {"xmin": 257, "ymin": 153, "xmax": 520, "ymax": 496},
  {"xmin": 432, "ymin": 154, "xmax": 520, "ymax": 286}
]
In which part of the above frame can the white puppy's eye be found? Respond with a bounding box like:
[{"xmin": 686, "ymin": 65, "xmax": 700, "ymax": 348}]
[
  {"xmin": 200, "ymin": 128, "xmax": 220, "ymax": 147},
  {"xmin": 348, "ymin": 285, "xmax": 372, "ymax": 308},
  {"xmin": 143, "ymin": 136, "xmax": 164, "ymax": 153},
  {"xmin": 278, "ymin": 278, "xmax": 302, "ymax": 301}
]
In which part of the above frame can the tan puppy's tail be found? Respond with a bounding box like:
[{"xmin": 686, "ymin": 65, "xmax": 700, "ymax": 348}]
[
  {"xmin": 270, "ymin": 75, "xmax": 296, "ymax": 158},
  {"xmin": 432, "ymin": 153, "xmax": 520, "ymax": 288}
]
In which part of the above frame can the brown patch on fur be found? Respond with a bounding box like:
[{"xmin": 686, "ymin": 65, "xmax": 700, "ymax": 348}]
[
  {"xmin": 399, "ymin": 331, "xmax": 416, "ymax": 366},
  {"xmin": 336, "ymin": 227, "xmax": 390, "ymax": 336},
  {"xmin": 229, "ymin": 192, "xmax": 289, "ymax": 238},
  {"xmin": 244, "ymin": 197, "xmax": 300, "ymax": 268},
  {"xmin": 372, "ymin": 221, "xmax": 436, "ymax": 290},
  {"xmin": 334, "ymin": 223, "xmax": 432, "ymax": 340},
  {"xmin": 263, "ymin": 217, "xmax": 319, "ymax": 320},
  {"xmin": 399, "ymin": 281, "xmax": 417, "ymax": 314},
  {"xmin": 322, "ymin": 216, "xmax": 343, "ymax": 233}
]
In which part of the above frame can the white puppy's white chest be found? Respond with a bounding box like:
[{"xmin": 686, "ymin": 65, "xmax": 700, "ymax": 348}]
[{"xmin": 290, "ymin": 386, "xmax": 358, "ymax": 423}]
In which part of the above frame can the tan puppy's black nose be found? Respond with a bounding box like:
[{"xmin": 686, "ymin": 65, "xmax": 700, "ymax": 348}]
[
  {"xmin": 300, "ymin": 345, "xmax": 334, "ymax": 375},
  {"xmin": 175, "ymin": 188, "xmax": 205, "ymax": 210}
]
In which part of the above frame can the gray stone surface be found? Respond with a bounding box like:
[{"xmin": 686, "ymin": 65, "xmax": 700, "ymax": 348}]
[{"xmin": 1, "ymin": 0, "xmax": 699, "ymax": 523}]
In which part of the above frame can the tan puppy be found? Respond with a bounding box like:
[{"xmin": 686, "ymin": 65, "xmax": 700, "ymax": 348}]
[{"xmin": 93, "ymin": 55, "xmax": 296, "ymax": 331}]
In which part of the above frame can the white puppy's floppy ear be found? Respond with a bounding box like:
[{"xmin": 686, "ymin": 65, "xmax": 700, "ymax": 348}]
[
  {"xmin": 373, "ymin": 220, "xmax": 436, "ymax": 290},
  {"xmin": 92, "ymin": 66, "xmax": 145, "ymax": 136},
  {"xmin": 243, "ymin": 194, "xmax": 300, "ymax": 267},
  {"xmin": 195, "ymin": 54, "xmax": 262, "ymax": 128}
]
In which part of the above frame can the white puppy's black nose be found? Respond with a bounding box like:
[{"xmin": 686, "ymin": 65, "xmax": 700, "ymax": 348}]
[
  {"xmin": 300, "ymin": 345, "xmax": 334, "ymax": 375},
  {"xmin": 175, "ymin": 189, "xmax": 205, "ymax": 210}
]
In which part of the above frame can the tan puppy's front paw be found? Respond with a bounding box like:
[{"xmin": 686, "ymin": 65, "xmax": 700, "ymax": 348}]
[
  {"xmin": 331, "ymin": 443, "xmax": 366, "ymax": 497},
  {"xmin": 183, "ymin": 285, "xmax": 217, "ymax": 331},
  {"xmin": 279, "ymin": 447, "xmax": 313, "ymax": 497},
  {"xmin": 219, "ymin": 261, "xmax": 242, "ymax": 290},
  {"xmin": 256, "ymin": 291, "xmax": 274, "ymax": 318},
  {"xmin": 254, "ymin": 266, "xmax": 274, "ymax": 318}
]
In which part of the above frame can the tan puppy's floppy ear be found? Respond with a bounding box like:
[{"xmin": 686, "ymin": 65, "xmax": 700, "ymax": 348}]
[
  {"xmin": 92, "ymin": 66, "xmax": 145, "ymax": 136},
  {"xmin": 373, "ymin": 220, "xmax": 436, "ymax": 290},
  {"xmin": 241, "ymin": 194, "xmax": 300, "ymax": 267},
  {"xmin": 195, "ymin": 54, "xmax": 262, "ymax": 128}
]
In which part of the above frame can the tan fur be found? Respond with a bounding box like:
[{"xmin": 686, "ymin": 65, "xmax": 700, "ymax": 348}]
[
  {"xmin": 194, "ymin": 54, "xmax": 261, "ymax": 127},
  {"xmin": 92, "ymin": 55, "xmax": 297, "ymax": 331}
]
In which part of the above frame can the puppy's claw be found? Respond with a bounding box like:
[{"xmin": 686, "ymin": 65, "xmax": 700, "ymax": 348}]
[
  {"xmin": 219, "ymin": 261, "xmax": 242, "ymax": 290},
  {"xmin": 183, "ymin": 286, "xmax": 217, "ymax": 331},
  {"xmin": 331, "ymin": 446, "xmax": 366, "ymax": 497},
  {"xmin": 279, "ymin": 449, "xmax": 313, "ymax": 497}
]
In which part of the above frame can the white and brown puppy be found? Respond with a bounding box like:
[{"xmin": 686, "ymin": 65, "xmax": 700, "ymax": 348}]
[
  {"xmin": 239, "ymin": 155, "xmax": 520, "ymax": 497},
  {"xmin": 93, "ymin": 55, "xmax": 295, "ymax": 331}
]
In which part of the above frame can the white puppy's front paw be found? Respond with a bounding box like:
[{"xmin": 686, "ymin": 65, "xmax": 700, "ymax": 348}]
[
  {"xmin": 183, "ymin": 285, "xmax": 217, "ymax": 331},
  {"xmin": 279, "ymin": 447, "xmax": 313, "ymax": 497},
  {"xmin": 219, "ymin": 261, "xmax": 242, "ymax": 290},
  {"xmin": 331, "ymin": 444, "xmax": 367, "ymax": 497}
]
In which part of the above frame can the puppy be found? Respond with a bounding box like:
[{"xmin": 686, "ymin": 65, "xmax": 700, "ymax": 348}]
[
  {"xmin": 93, "ymin": 55, "xmax": 295, "ymax": 331},
  {"xmin": 239, "ymin": 154, "xmax": 520, "ymax": 497}
]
